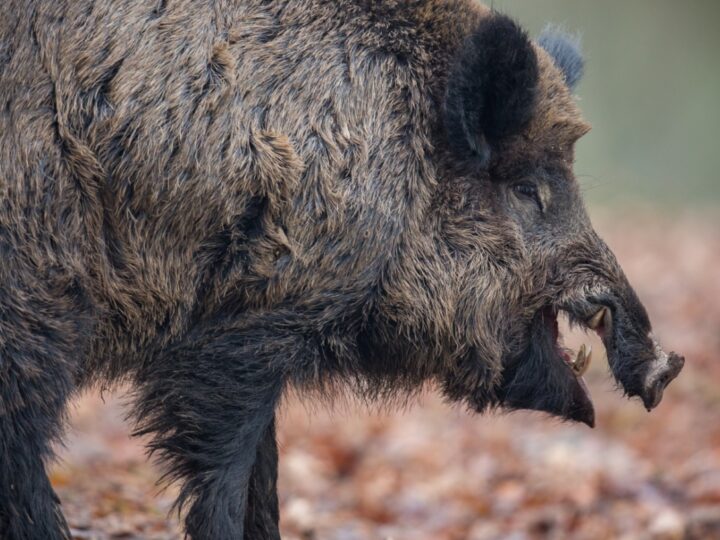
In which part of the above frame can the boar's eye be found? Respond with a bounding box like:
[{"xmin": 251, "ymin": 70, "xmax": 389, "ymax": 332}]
[{"xmin": 512, "ymin": 182, "xmax": 543, "ymax": 212}]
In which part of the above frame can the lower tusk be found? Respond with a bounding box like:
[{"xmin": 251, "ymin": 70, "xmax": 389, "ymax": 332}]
[{"xmin": 573, "ymin": 344, "xmax": 592, "ymax": 376}]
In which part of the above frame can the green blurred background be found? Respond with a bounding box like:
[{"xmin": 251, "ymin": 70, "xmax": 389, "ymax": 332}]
[{"xmin": 494, "ymin": 0, "xmax": 720, "ymax": 208}]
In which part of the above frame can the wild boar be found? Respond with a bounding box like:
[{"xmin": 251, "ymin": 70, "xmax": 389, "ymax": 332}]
[{"xmin": 0, "ymin": 0, "xmax": 683, "ymax": 538}]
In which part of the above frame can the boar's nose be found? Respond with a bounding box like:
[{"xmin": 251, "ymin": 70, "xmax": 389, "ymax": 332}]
[
  {"xmin": 641, "ymin": 338, "xmax": 685, "ymax": 411},
  {"xmin": 588, "ymin": 289, "xmax": 684, "ymax": 411}
]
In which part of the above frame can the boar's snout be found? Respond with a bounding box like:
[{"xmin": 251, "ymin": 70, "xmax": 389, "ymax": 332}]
[
  {"xmin": 588, "ymin": 294, "xmax": 685, "ymax": 411},
  {"xmin": 642, "ymin": 346, "xmax": 684, "ymax": 411}
]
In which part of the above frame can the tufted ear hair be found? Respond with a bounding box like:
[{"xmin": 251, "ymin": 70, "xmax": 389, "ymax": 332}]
[
  {"xmin": 538, "ymin": 26, "xmax": 584, "ymax": 91},
  {"xmin": 444, "ymin": 13, "xmax": 539, "ymax": 168}
]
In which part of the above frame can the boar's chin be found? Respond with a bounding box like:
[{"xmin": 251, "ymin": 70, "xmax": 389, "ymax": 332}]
[{"xmin": 495, "ymin": 307, "xmax": 595, "ymax": 427}]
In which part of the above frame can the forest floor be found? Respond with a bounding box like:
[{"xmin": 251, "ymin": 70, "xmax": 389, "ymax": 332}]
[{"xmin": 53, "ymin": 210, "xmax": 720, "ymax": 540}]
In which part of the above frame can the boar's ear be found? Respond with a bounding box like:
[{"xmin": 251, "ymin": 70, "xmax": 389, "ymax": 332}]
[
  {"xmin": 538, "ymin": 26, "xmax": 584, "ymax": 91},
  {"xmin": 444, "ymin": 14, "xmax": 539, "ymax": 168}
]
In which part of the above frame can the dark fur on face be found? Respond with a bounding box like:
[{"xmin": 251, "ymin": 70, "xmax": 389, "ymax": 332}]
[{"xmin": 0, "ymin": 1, "xmax": 683, "ymax": 538}]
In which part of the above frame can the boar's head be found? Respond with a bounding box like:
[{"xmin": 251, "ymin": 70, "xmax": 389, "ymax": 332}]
[{"xmin": 393, "ymin": 14, "xmax": 684, "ymax": 427}]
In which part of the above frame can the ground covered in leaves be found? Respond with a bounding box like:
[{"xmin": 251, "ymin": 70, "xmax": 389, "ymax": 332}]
[{"xmin": 53, "ymin": 211, "xmax": 720, "ymax": 540}]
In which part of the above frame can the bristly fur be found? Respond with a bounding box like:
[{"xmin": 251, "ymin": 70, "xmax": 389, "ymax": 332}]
[
  {"xmin": 444, "ymin": 13, "xmax": 539, "ymax": 167},
  {"xmin": 498, "ymin": 310, "xmax": 595, "ymax": 427},
  {"xmin": 0, "ymin": 1, "xmax": 678, "ymax": 538},
  {"xmin": 538, "ymin": 25, "xmax": 584, "ymax": 90}
]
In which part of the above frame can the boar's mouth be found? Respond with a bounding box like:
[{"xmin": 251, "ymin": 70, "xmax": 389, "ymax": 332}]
[
  {"xmin": 496, "ymin": 305, "xmax": 597, "ymax": 427},
  {"xmin": 496, "ymin": 299, "xmax": 684, "ymax": 428}
]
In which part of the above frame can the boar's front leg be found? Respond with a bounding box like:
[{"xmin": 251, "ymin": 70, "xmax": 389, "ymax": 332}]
[
  {"xmin": 243, "ymin": 418, "xmax": 281, "ymax": 540},
  {"xmin": 0, "ymin": 285, "xmax": 89, "ymax": 539},
  {"xmin": 0, "ymin": 360, "xmax": 74, "ymax": 540},
  {"xmin": 132, "ymin": 317, "xmax": 300, "ymax": 540}
]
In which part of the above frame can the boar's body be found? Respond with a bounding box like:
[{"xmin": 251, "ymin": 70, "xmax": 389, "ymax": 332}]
[
  {"xmin": 0, "ymin": 1, "xmax": 473, "ymax": 381},
  {"xmin": 0, "ymin": 1, "xmax": 682, "ymax": 539}
]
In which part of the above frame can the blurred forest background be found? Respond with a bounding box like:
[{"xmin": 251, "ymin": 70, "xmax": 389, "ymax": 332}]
[
  {"xmin": 54, "ymin": 1, "xmax": 719, "ymax": 539},
  {"xmin": 498, "ymin": 0, "xmax": 720, "ymax": 207}
]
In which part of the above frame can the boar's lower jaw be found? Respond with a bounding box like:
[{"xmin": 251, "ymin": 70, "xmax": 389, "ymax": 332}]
[{"xmin": 497, "ymin": 307, "xmax": 595, "ymax": 428}]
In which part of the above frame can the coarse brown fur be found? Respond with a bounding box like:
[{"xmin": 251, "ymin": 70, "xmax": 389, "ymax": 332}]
[{"xmin": 0, "ymin": 1, "xmax": 683, "ymax": 538}]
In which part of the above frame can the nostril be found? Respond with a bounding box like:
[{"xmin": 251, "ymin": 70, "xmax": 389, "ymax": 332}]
[
  {"xmin": 670, "ymin": 353, "xmax": 685, "ymax": 372},
  {"xmin": 665, "ymin": 353, "xmax": 685, "ymax": 382},
  {"xmin": 658, "ymin": 372, "xmax": 672, "ymax": 390}
]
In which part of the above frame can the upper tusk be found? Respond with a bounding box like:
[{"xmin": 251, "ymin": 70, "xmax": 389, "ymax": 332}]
[{"xmin": 588, "ymin": 307, "xmax": 607, "ymax": 330}]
